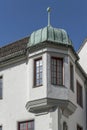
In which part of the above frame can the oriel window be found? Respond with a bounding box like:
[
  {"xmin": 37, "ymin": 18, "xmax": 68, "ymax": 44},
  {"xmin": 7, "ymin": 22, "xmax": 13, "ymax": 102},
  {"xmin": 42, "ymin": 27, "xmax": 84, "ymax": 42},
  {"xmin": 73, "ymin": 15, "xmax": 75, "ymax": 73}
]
[
  {"xmin": 34, "ymin": 58, "xmax": 42, "ymax": 87},
  {"xmin": 51, "ymin": 57, "xmax": 63, "ymax": 85}
]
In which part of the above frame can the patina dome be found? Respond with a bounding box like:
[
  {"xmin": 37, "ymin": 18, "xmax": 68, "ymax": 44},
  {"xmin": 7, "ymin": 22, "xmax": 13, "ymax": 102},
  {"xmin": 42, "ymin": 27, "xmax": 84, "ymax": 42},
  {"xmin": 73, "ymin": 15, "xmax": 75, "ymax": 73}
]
[{"xmin": 27, "ymin": 26, "xmax": 72, "ymax": 47}]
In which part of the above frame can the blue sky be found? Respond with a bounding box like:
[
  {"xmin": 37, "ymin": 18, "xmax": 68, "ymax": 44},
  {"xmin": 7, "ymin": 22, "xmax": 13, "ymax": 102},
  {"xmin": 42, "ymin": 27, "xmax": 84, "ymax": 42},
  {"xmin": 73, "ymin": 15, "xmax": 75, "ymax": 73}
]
[{"xmin": 0, "ymin": 0, "xmax": 87, "ymax": 50}]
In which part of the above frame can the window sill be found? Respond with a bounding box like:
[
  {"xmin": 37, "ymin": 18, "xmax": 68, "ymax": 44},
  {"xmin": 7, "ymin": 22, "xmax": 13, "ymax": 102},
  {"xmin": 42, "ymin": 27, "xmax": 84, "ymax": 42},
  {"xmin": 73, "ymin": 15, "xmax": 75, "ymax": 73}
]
[
  {"xmin": 77, "ymin": 103, "xmax": 83, "ymax": 109},
  {"xmin": 51, "ymin": 84, "xmax": 65, "ymax": 88},
  {"xmin": 33, "ymin": 85, "xmax": 43, "ymax": 88}
]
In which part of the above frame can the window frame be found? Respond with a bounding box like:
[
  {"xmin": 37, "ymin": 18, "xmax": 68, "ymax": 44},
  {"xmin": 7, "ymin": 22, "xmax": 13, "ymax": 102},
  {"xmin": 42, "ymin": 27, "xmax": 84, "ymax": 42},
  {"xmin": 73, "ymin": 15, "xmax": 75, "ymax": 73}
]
[
  {"xmin": 34, "ymin": 57, "xmax": 43, "ymax": 87},
  {"xmin": 77, "ymin": 81, "xmax": 83, "ymax": 108},
  {"xmin": 18, "ymin": 120, "xmax": 34, "ymax": 130},
  {"xmin": 63, "ymin": 122, "xmax": 68, "ymax": 130},
  {"xmin": 51, "ymin": 57, "xmax": 63, "ymax": 86}
]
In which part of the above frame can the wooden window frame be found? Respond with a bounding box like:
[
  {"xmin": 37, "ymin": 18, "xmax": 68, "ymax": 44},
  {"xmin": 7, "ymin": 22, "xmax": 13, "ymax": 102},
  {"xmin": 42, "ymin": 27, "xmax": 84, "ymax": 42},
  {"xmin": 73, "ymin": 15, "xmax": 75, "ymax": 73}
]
[
  {"xmin": 18, "ymin": 120, "xmax": 34, "ymax": 130},
  {"xmin": 34, "ymin": 57, "xmax": 42, "ymax": 87},
  {"xmin": 77, "ymin": 81, "xmax": 83, "ymax": 108},
  {"xmin": 51, "ymin": 57, "xmax": 63, "ymax": 86}
]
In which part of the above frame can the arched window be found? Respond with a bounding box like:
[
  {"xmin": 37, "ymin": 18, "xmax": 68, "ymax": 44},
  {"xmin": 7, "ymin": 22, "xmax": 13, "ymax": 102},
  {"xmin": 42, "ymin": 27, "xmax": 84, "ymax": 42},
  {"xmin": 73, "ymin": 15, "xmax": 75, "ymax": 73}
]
[{"xmin": 63, "ymin": 122, "xmax": 68, "ymax": 130}]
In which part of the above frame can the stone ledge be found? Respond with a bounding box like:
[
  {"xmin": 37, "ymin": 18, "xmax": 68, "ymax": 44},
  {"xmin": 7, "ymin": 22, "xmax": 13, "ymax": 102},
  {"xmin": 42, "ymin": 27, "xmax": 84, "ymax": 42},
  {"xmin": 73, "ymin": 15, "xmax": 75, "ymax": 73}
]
[{"xmin": 26, "ymin": 98, "xmax": 77, "ymax": 116}]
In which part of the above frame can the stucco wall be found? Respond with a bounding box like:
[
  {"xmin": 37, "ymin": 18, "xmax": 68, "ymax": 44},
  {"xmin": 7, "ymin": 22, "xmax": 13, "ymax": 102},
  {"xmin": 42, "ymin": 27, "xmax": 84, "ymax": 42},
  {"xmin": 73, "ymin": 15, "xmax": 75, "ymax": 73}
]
[{"xmin": 0, "ymin": 61, "xmax": 34, "ymax": 130}]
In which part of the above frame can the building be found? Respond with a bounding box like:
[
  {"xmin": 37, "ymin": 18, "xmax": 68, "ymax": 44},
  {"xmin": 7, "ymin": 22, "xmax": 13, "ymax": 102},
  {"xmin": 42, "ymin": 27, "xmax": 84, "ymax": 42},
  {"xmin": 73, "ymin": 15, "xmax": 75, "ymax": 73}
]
[
  {"xmin": 0, "ymin": 8, "xmax": 87, "ymax": 130},
  {"xmin": 78, "ymin": 38, "xmax": 87, "ymax": 72}
]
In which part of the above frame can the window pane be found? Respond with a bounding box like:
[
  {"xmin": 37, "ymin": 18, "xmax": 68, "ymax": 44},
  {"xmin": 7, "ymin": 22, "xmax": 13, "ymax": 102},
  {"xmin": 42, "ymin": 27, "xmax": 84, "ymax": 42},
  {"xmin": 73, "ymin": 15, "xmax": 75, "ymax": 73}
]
[
  {"xmin": 40, "ymin": 66, "xmax": 42, "ymax": 72},
  {"xmin": 40, "ymin": 60, "xmax": 42, "ymax": 65},
  {"xmin": 36, "ymin": 67, "xmax": 39, "ymax": 72},
  {"xmin": 36, "ymin": 61, "xmax": 39, "ymax": 66}
]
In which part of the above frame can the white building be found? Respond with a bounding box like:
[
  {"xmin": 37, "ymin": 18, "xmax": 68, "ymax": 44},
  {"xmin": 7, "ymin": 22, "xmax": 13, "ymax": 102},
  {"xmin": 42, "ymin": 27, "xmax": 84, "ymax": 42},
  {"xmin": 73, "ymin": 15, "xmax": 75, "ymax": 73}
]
[{"xmin": 0, "ymin": 9, "xmax": 87, "ymax": 130}]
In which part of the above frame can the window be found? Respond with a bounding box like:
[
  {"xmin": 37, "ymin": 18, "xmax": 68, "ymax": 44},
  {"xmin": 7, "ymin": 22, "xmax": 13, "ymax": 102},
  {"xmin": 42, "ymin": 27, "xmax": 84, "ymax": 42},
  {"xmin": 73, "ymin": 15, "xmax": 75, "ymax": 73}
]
[
  {"xmin": 0, "ymin": 76, "xmax": 3, "ymax": 99},
  {"xmin": 77, "ymin": 125, "xmax": 83, "ymax": 130},
  {"xmin": 0, "ymin": 126, "xmax": 2, "ymax": 130},
  {"xmin": 63, "ymin": 122, "xmax": 68, "ymax": 130},
  {"xmin": 34, "ymin": 58, "xmax": 42, "ymax": 87},
  {"xmin": 51, "ymin": 57, "xmax": 63, "ymax": 85},
  {"xmin": 70, "ymin": 63, "xmax": 74, "ymax": 91},
  {"xmin": 18, "ymin": 120, "xmax": 34, "ymax": 130},
  {"xmin": 77, "ymin": 81, "xmax": 83, "ymax": 107}
]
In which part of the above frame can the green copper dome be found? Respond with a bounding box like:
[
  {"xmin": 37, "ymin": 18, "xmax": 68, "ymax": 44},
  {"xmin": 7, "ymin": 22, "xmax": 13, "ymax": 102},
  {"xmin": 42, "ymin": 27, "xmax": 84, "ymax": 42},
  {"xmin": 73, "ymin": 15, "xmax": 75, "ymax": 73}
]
[{"xmin": 27, "ymin": 26, "xmax": 72, "ymax": 47}]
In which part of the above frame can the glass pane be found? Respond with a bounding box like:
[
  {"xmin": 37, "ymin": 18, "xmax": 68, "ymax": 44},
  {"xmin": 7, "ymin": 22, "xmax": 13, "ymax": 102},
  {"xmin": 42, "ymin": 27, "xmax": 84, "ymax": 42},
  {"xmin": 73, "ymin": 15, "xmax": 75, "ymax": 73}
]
[
  {"xmin": 40, "ymin": 60, "xmax": 42, "ymax": 65},
  {"xmin": 54, "ymin": 60, "xmax": 56, "ymax": 65},
  {"xmin": 36, "ymin": 67, "xmax": 39, "ymax": 72},
  {"xmin": 40, "ymin": 66, "xmax": 42, "ymax": 72},
  {"xmin": 20, "ymin": 123, "xmax": 26, "ymax": 130},
  {"xmin": 40, "ymin": 73, "xmax": 42, "ymax": 78},
  {"xmin": 36, "ymin": 79, "xmax": 39, "ymax": 85},
  {"xmin": 53, "ymin": 78, "xmax": 56, "ymax": 85},
  {"xmin": 28, "ymin": 122, "xmax": 31, "ymax": 128},
  {"xmin": 36, "ymin": 73, "xmax": 39, "ymax": 79},
  {"xmin": 40, "ymin": 79, "xmax": 42, "ymax": 85},
  {"xmin": 36, "ymin": 61, "xmax": 39, "ymax": 66}
]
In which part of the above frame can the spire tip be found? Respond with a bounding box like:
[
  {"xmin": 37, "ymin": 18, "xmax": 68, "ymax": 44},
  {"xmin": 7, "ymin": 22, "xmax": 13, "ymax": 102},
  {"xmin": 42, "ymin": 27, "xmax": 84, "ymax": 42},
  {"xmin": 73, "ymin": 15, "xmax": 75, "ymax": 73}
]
[{"xmin": 47, "ymin": 7, "xmax": 51, "ymax": 26}]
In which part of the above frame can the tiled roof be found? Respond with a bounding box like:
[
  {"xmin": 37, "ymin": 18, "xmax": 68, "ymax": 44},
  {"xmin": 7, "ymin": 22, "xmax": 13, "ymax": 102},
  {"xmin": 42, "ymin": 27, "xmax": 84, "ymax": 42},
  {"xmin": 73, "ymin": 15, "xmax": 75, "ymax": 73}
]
[{"xmin": 0, "ymin": 37, "xmax": 29, "ymax": 58}]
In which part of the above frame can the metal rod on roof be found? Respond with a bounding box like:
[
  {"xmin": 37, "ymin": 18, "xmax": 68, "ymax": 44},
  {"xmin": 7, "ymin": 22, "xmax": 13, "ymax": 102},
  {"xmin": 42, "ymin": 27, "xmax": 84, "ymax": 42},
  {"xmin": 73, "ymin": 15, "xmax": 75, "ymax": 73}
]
[{"xmin": 47, "ymin": 7, "xmax": 51, "ymax": 27}]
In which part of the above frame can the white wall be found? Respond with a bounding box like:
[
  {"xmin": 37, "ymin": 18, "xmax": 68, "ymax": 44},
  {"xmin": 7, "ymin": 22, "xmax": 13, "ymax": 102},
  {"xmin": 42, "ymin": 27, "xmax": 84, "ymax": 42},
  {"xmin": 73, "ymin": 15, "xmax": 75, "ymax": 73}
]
[{"xmin": 0, "ymin": 61, "xmax": 34, "ymax": 130}]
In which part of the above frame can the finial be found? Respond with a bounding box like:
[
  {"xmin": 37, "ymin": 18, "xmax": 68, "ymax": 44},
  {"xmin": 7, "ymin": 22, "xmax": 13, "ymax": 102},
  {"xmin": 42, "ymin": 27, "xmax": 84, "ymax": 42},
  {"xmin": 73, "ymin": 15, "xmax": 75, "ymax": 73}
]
[{"xmin": 47, "ymin": 7, "xmax": 51, "ymax": 26}]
